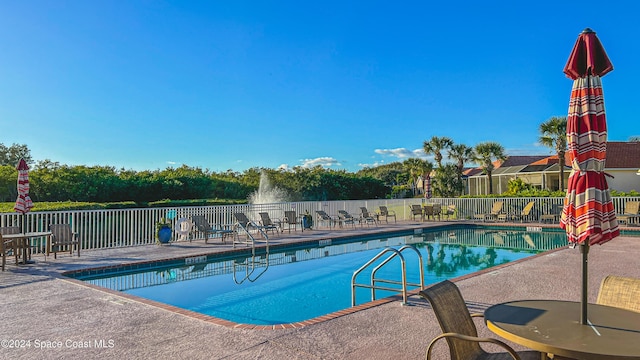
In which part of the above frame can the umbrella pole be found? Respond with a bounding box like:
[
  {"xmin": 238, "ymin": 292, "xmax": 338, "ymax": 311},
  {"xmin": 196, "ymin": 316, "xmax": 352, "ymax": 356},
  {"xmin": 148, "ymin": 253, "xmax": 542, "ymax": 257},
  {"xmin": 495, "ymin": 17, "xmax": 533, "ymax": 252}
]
[{"xmin": 580, "ymin": 243, "xmax": 589, "ymax": 325}]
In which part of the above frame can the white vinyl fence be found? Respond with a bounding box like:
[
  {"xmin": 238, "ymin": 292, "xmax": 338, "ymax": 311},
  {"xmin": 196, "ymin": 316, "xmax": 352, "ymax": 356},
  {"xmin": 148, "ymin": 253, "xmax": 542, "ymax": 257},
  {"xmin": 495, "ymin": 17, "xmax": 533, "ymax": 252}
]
[{"xmin": 1, "ymin": 197, "xmax": 638, "ymax": 254}]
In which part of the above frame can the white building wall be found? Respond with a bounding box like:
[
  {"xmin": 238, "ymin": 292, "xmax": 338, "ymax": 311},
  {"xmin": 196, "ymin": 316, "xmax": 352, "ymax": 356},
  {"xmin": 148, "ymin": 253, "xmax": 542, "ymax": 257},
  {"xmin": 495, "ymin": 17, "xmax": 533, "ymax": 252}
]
[{"xmin": 607, "ymin": 169, "xmax": 640, "ymax": 192}]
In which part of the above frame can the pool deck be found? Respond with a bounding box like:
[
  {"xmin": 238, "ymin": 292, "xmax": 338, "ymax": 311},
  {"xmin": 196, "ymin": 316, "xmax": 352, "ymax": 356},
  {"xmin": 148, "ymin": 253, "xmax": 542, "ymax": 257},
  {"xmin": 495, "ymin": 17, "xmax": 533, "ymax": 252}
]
[{"xmin": 1, "ymin": 220, "xmax": 639, "ymax": 359}]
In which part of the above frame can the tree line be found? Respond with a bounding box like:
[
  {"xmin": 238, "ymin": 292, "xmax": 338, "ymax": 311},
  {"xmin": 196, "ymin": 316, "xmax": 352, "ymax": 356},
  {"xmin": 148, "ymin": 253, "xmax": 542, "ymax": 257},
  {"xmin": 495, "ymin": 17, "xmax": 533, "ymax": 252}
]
[
  {"xmin": 0, "ymin": 153, "xmax": 388, "ymax": 203},
  {"xmin": 0, "ymin": 117, "xmax": 571, "ymax": 203}
]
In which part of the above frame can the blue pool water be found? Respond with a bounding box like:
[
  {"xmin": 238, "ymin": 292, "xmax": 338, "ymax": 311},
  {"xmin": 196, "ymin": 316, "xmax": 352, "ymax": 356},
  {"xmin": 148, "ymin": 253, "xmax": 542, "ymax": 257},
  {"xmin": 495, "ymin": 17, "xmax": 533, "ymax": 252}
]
[{"xmin": 72, "ymin": 226, "xmax": 567, "ymax": 325}]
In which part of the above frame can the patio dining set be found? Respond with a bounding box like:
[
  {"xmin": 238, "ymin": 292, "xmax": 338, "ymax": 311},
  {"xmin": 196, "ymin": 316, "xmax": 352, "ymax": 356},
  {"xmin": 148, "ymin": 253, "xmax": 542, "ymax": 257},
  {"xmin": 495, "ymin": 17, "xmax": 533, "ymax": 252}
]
[
  {"xmin": 0, "ymin": 223, "xmax": 81, "ymax": 270},
  {"xmin": 409, "ymin": 203, "xmax": 456, "ymax": 222}
]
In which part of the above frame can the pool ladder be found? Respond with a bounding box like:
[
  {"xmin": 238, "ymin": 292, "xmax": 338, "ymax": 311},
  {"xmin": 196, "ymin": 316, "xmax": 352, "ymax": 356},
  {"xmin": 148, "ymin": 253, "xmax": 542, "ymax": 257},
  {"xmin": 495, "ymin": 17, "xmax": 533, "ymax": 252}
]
[
  {"xmin": 233, "ymin": 252, "xmax": 269, "ymax": 284},
  {"xmin": 232, "ymin": 220, "xmax": 270, "ymax": 284},
  {"xmin": 351, "ymin": 245, "xmax": 424, "ymax": 306},
  {"xmin": 233, "ymin": 220, "xmax": 269, "ymax": 248}
]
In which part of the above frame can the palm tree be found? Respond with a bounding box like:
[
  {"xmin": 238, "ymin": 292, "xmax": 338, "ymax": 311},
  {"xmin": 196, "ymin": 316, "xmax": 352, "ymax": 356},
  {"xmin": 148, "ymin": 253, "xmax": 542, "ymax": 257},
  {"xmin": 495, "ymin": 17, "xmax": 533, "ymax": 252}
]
[
  {"xmin": 403, "ymin": 158, "xmax": 433, "ymax": 196},
  {"xmin": 423, "ymin": 136, "xmax": 453, "ymax": 168},
  {"xmin": 473, "ymin": 142, "xmax": 506, "ymax": 195},
  {"xmin": 448, "ymin": 143, "xmax": 474, "ymax": 195},
  {"xmin": 539, "ymin": 116, "xmax": 568, "ymax": 191},
  {"xmin": 403, "ymin": 158, "xmax": 422, "ymax": 196},
  {"xmin": 418, "ymin": 160, "xmax": 434, "ymax": 196}
]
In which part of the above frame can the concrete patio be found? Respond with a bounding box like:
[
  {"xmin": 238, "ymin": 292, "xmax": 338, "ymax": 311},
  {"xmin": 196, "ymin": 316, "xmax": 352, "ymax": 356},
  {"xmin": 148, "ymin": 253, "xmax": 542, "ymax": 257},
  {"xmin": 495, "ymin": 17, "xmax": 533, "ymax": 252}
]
[{"xmin": 1, "ymin": 221, "xmax": 639, "ymax": 359}]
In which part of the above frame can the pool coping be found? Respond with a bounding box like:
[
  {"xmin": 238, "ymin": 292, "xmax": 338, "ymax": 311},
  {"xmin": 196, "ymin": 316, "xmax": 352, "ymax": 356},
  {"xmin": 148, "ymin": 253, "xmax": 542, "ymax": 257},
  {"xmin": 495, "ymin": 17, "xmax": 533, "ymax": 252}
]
[{"xmin": 60, "ymin": 223, "xmax": 569, "ymax": 330}]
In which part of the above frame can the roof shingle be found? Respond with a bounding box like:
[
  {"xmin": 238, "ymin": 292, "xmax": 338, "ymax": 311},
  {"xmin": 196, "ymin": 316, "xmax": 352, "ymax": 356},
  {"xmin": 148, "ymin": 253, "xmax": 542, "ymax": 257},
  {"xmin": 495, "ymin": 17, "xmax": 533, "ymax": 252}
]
[{"xmin": 605, "ymin": 142, "xmax": 640, "ymax": 169}]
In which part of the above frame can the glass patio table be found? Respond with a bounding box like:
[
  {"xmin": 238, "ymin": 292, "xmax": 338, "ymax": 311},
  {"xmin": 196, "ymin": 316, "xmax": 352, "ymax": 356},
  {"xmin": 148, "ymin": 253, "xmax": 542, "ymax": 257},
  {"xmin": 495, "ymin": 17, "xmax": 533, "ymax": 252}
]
[{"xmin": 484, "ymin": 300, "xmax": 640, "ymax": 360}]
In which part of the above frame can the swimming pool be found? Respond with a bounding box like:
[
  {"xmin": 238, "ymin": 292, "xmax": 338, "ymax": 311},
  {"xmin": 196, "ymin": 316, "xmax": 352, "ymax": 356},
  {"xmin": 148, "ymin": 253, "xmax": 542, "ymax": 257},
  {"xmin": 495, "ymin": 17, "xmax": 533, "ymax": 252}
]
[{"xmin": 69, "ymin": 226, "xmax": 567, "ymax": 325}]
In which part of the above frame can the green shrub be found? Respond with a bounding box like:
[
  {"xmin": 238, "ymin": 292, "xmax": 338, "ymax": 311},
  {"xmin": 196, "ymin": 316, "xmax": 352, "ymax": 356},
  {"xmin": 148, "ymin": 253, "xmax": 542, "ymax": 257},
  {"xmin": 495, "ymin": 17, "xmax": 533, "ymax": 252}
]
[{"xmin": 0, "ymin": 199, "xmax": 247, "ymax": 213}]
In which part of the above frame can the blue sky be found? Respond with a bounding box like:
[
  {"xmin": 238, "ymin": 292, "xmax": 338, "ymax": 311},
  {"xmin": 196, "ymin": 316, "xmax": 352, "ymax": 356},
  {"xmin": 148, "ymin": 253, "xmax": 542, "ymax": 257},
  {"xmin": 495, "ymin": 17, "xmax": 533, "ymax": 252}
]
[{"xmin": 1, "ymin": 1, "xmax": 638, "ymax": 173}]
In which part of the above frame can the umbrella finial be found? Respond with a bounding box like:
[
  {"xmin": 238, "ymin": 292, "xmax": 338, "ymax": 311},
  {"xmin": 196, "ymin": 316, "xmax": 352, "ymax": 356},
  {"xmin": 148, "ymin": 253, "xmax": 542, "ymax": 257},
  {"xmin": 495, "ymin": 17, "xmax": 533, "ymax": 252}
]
[
  {"xmin": 582, "ymin": 28, "xmax": 595, "ymax": 34},
  {"xmin": 16, "ymin": 158, "xmax": 29, "ymax": 171}
]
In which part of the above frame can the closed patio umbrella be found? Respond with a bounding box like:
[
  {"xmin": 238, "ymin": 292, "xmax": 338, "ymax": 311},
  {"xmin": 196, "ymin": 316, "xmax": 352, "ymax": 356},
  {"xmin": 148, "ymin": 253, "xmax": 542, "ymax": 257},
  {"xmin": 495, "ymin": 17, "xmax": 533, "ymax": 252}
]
[
  {"xmin": 424, "ymin": 175, "xmax": 432, "ymax": 199},
  {"xmin": 559, "ymin": 28, "xmax": 619, "ymax": 325},
  {"xmin": 14, "ymin": 158, "xmax": 33, "ymax": 218},
  {"xmin": 14, "ymin": 158, "xmax": 34, "ymax": 263}
]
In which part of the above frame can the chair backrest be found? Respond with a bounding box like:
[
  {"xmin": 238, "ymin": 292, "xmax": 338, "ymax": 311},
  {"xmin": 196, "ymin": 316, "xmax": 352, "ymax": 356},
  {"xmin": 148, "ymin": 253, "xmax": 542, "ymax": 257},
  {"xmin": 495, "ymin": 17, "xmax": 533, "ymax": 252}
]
[
  {"xmin": 338, "ymin": 210, "xmax": 354, "ymax": 220},
  {"xmin": 191, "ymin": 215, "xmax": 212, "ymax": 232},
  {"xmin": 49, "ymin": 224, "xmax": 74, "ymax": 243},
  {"xmin": 410, "ymin": 204, "xmax": 422, "ymax": 215},
  {"xmin": 623, "ymin": 201, "xmax": 640, "ymax": 215},
  {"xmin": 433, "ymin": 204, "xmax": 442, "ymax": 214},
  {"xmin": 233, "ymin": 213, "xmax": 251, "ymax": 227},
  {"xmin": 490, "ymin": 201, "xmax": 504, "ymax": 215},
  {"xmin": 521, "ymin": 201, "xmax": 535, "ymax": 216},
  {"xmin": 315, "ymin": 210, "xmax": 331, "ymax": 220},
  {"xmin": 596, "ymin": 275, "xmax": 640, "ymax": 313},
  {"xmin": 360, "ymin": 207, "xmax": 372, "ymax": 218},
  {"xmin": 379, "ymin": 206, "xmax": 390, "ymax": 216},
  {"xmin": 424, "ymin": 205, "xmax": 434, "ymax": 216},
  {"xmin": 259, "ymin": 212, "xmax": 274, "ymax": 226},
  {"xmin": 419, "ymin": 280, "xmax": 483, "ymax": 359},
  {"xmin": 284, "ymin": 211, "xmax": 297, "ymax": 223},
  {"xmin": 0, "ymin": 226, "xmax": 21, "ymax": 235}
]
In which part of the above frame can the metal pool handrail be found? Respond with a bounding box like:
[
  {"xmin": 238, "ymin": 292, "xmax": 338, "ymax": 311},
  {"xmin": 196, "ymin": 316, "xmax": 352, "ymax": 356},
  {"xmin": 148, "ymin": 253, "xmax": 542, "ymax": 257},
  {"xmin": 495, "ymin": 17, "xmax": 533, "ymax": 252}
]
[{"xmin": 351, "ymin": 245, "xmax": 424, "ymax": 306}]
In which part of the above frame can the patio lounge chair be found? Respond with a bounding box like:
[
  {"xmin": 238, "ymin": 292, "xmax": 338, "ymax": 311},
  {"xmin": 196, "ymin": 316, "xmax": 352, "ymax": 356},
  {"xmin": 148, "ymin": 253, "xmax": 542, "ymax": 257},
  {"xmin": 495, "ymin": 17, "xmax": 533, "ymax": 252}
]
[
  {"xmin": 315, "ymin": 210, "xmax": 337, "ymax": 229},
  {"xmin": 419, "ymin": 280, "xmax": 541, "ymax": 360},
  {"xmin": 337, "ymin": 210, "xmax": 357, "ymax": 228},
  {"xmin": 616, "ymin": 201, "xmax": 640, "ymax": 226},
  {"xmin": 0, "ymin": 226, "xmax": 20, "ymax": 269},
  {"xmin": 474, "ymin": 201, "xmax": 503, "ymax": 222},
  {"xmin": 191, "ymin": 215, "xmax": 234, "ymax": 243},
  {"xmin": 48, "ymin": 224, "xmax": 80, "ymax": 259},
  {"xmin": 359, "ymin": 207, "xmax": 377, "ymax": 227},
  {"xmin": 504, "ymin": 201, "xmax": 535, "ymax": 223},
  {"xmin": 597, "ymin": 275, "xmax": 640, "ymax": 313},
  {"xmin": 378, "ymin": 206, "xmax": 396, "ymax": 223},
  {"xmin": 233, "ymin": 212, "xmax": 277, "ymax": 242},
  {"xmin": 258, "ymin": 212, "xmax": 281, "ymax": 235},
  {"xmin": 410, "ymin": 204, "xmax": 424, "ymax": 221}
]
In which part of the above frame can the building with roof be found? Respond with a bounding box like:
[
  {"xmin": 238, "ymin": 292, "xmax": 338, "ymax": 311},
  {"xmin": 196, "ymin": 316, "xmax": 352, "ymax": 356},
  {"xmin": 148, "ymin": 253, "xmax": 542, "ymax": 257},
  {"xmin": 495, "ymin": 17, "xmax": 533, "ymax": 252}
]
[{"xmin": 464, "ymin": 142, "xmax": 640, "ymax": 195}]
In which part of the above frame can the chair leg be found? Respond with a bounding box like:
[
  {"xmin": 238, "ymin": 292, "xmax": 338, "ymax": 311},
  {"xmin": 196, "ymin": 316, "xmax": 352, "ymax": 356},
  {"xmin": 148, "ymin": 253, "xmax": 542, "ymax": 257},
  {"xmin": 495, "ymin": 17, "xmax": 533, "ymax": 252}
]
[{"xmin": 12, "ymin": 242, "xmax": 19, "ymax": 265}]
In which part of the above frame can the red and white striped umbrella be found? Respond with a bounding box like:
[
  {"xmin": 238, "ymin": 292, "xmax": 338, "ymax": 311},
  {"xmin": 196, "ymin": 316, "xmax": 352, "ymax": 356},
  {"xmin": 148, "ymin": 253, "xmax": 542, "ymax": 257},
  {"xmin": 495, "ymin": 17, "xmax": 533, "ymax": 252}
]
[
  {"xmin": 559, "ymin": 28, "xmax": 619, "ymax": 325},
  {"xmin": 14, "ymin": 158, "xmax": 33, "ymax": 214},
  {"xmin": 560, "ymin": 28, "xmax": 619, "ymax": 246},
  {"xmin": 424, "ymin": 175, "xmax": 432, "ymax": 199}
]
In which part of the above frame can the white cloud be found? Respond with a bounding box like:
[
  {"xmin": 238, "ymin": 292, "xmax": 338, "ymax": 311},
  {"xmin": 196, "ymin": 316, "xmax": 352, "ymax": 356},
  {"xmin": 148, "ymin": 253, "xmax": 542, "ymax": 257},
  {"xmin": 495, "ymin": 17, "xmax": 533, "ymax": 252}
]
[
  {"xmin": 375, "ymin": 148, "xmax": 413, "ymax": 158},
  {"xmin": 375, "ymin": 147, "xmax": 430, "ymax": 160},
  {"xmin": 277, "ymin": 163, "xmax": 290, "ymax": 171},
  {"xmin": 299, "ymin": 157, "xmax": 341, "ymax": 168},
  {"xmin": 166, "ymin": 161, "xmax": 177, "ymax": 165},
  {"xmin": 358, "ymin": 160, "xmax": 387, "ymax": 168}
]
